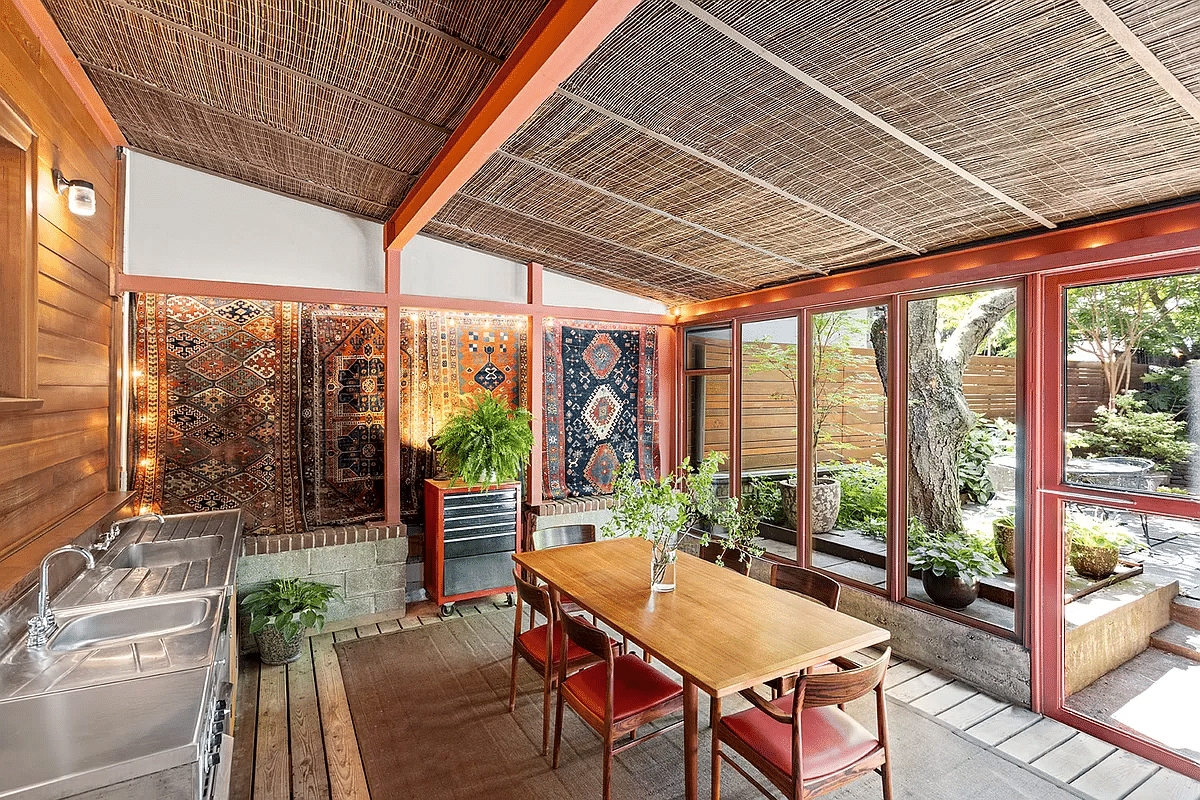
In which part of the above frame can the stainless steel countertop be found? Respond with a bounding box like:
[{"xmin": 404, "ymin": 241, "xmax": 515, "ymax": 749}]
[{"xmin": 0, "ymin": 510, "xmax": 241, "ymax": 800}]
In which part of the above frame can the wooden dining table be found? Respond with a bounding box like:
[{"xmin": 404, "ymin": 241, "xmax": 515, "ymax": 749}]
[{"xmin": 513, "ymin": 537, "xmax": 890, "ymax": 800}]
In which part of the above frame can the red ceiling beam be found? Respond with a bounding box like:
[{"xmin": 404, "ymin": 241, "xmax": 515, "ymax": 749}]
[{"xmin": 382, "ymin": 0, "xmax": 640, "ymax": 251}]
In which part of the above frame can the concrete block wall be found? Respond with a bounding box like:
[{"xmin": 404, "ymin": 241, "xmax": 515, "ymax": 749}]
[{"xmin": 236, "ymin": 524, "xmax": 407, "ymax": 649}]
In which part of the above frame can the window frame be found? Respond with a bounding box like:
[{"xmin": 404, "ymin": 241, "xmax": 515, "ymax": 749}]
[{"xmin": 0, "ymin": 91, "xmax": 41, "ymax": 412}]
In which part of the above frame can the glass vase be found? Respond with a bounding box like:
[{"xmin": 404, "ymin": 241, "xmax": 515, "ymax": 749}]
[{"xmin": 651, "ymin": 540, "xmax": 677, "ymax": 592}]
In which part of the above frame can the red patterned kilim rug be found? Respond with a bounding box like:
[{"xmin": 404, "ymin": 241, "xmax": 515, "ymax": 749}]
[
  {"xmin": 133, "ymin": 294, "xmax": 303, "ymax": 534},
  {"xmin": 299, "ymin": 305, "xmax": 387, "ymax": 528}
]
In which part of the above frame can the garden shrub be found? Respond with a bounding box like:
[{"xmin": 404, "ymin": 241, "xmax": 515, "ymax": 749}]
[{"xmin": 836, "ymin": 462, "xmax": 887, "ymax": 537}]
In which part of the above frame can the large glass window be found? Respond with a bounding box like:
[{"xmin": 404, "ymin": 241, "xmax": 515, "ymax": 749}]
[
  {"xmin": 684, "ymin": 324, "xmax": 732, "ymax": 497},
  {"xmin": 740, "ymin": 317, "xmax": 798, "ymax": 556},
  {"xmin": 905, "ymin": 288, "xmax": 1018, "ymax": 632},
  {"xmin": 1064, "ymin": 273, "xmax": 1200, "ymax": 499},
  {"xmin": 807, "ymin": 306, "xmax": 889, "ymax": 588}
]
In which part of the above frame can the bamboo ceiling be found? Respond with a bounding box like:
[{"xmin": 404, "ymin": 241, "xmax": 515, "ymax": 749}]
[{"xmin": 45, "ymin": 0, "xmax": 1200, "ymax": 305}]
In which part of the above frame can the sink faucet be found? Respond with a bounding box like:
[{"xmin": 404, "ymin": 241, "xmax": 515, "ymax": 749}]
[
  {"xmin": 28, "ymin": 546, "xmax": 96, "ymax": 648},
  {"xmin": 94, "ymin": 512, "xmax": 166, "ymax": 553}
]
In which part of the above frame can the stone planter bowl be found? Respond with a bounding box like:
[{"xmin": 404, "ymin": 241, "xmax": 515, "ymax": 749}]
[
  {"xmin": 992, "ymin": 519, "xmax": 1015, "ymax": 574},
  {"xmin": 779, "ymin": 477, "xmax": 842, "ymax": 534},
  {"xmin": 921, "ymin": 571, "xmax": 979, "ymax": 610},
  {"xmin": 1070, "ymin": 543, "xmax": 1119, "ymax": 580}
]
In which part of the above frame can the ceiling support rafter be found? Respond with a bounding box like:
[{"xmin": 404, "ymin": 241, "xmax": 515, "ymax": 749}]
[
  {"xmin": 83, "ymin": 61, "xmax": 418, "ymax": 181},
  {"xmin": 423, "ymin": 221, "xmax": 701, "ymax": 303},
  {"xmin": 454, "ymin": 191, "xmax": 756, "ymax": 291},
  {"xmin": 671, "ymin": 0, "xmax": 1057, "ymax": 230},
  {"xmin": 494, "ymin": 149, "xmax": 823, "ymax": 274},
  {"xmin": 554, "ymin": 88, "xmax": 920, "ymax": 255},
  {"xmin": 93, "ymin": 0, "xmax": 454, "ymax": 135},
  {"xmin": 122, "ymin": 125, "xmax": 403, "ymax": 211},
  {"xmin": 384, "ymin": 0, "xmax": 644, "ymax": 251},
  {"xmin": 1077, "ymin": 0, "xmax": 1200, "ymax": 125},
  {"xmin": 354, "ymin": 0, "xmax": 503, "ymax": 66}
]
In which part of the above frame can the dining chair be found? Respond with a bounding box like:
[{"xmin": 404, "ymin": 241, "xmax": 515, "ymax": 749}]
[
  {"xmin": 766, "ymin": 565, "xmax": 841, "ymax": 698},
  {"xmin": 699, "ymin": 541, "xmax": 752, "ymax": 576},
  {"xmin": 551, "ymin": 590, "xmax": 685, "ymax": 800},
  {"xmin": 712, "ymin": 648, "xmax": 893, "ymax": 800},
  {"xmin": 509, "ymin": 568, "xmax": 620, "ymax": 755}
]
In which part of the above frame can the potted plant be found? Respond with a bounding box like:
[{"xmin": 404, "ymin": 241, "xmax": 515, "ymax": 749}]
[
  {"xmin": 909, "ymin": 526, "xmax": 1002, "ymax": 610},
  {"xmin": 1067, "ymin": 514, "xmax": 1142, "ymax": 579},
  {"xmin": 243, "ymin": 578, "xmax": 340, "ymax": 664},
  {"xmin": 991, "ymin": 512, "xmax": 1016, "ymax": 573},
  {"xmin": 1066, "ymin": 393, "xmax": 1195, "ymax": 483},
  {"xmin": 432, "ymin": 392, "xmax": 534, "ymax": 488},
  {"xmin": 604, "ymin": 461, "xmax": 692, "ymax": 592}
]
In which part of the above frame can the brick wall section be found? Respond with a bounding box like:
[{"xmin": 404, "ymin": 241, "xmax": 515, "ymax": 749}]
[{"xmin": 236, "ymin": 524, "xmax": 408, "ymax": 646}]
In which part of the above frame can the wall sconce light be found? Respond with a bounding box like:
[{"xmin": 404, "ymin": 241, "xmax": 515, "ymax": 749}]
[{"xmin": 53, "ymin": 168, "xmax": 96, "ymax": 216}]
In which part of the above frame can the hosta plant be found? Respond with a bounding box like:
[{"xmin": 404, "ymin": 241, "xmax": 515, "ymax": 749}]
[
  {"xmin": 433, "ymin": 392, "xmax": 534, "ymax": 487},
  {"xmin": 243, "ymin": 578, "xmax": 339, "ymax": 642}
]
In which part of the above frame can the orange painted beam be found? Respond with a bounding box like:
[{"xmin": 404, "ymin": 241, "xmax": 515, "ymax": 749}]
[
  {"xmin": 383, "ymin": 0, "xmax": 641, "ymax": 250},
  {"xmin": 116, "ymin": 272, "xmax": 390, "ymax": 306},
  {"xmin": 11, "ymin": 0, "xmax": 125, "ymax": 148}
]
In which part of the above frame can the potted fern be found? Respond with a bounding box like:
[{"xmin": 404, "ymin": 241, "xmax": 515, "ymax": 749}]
[
  {"xmin": 243, "ymin": 578, "xmax": 340, "ymax": 664},
  {"xmin": 433, "ymin": 392, "xmax": 534, "ymax": 487}
]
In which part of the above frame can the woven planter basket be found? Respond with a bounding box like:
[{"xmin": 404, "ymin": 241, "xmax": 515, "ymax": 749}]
[{"xmin": 255, "ymin": 620, "xmax": 304, "ymax": 665}]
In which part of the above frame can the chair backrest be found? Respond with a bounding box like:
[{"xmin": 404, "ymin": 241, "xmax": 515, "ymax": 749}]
[
  {"xmin": 554, "ymin": 591, "xmax": 614, "ymax": 662},
  {"xmin": 699, "ymin": 541, "xmax": 752, "ymax": 576},
  {"xmin": 771, "ymin": 564, "xmax": 840, "ymax": 610},
  {"xmin": 532, "ymin": 524, "xmax": 597, "ymax": 551},
  {"xmin": 798, "ymin": 647, "xmax": 890, "ymax": 709},
  {"xmin": 513, "ymin": 567, "xmax": 551, "ymax": 624}
]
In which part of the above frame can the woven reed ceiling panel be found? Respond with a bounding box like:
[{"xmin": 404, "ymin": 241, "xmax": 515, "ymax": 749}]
[
  {"xmin": 44, "ymin": 0, "xmax": 549, "ymax": 219},
  {"xmin": 428, "ymin": 0, "xmax": 1200, "ymax": 303}
]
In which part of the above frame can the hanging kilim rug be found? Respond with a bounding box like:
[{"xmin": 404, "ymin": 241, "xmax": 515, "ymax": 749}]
[
  {"xmin": 543, "ymin": 322, "xmax": 659, "ymax": 499},
  {"xmin": 418, "ymin": 311, "xmax": 529, "ymax": 481},
  {"xmin": 299, "ymin": 305, "xmax": 387, "ymax": 529},
  {"xmin": 133, "ymin": 294, "xmax": 303, "ymax": 535}
]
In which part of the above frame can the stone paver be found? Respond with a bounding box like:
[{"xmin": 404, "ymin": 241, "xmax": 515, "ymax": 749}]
[
  {"xmin": 937, "ymin": 691, "xmax": 1009, "ymax": 730},
  {"xmin": 1070, "ymin": 749, "xmax": 1162, "ymax": 800},
  {"xmin": 1122, "ymin": 765, "xmax": 1200, "ymax": 800},
  {"xmin": 1031, "ymin": 732, "xmax": 1117, "ymax": 783},
  {"xmin": 998, "ymin": 717, "xmax": 1078, "ymax": 762},
  {"xmin": 964, "ymin": 704, "xmax": 1041, "ymax": 746},
  {"xmin": 910, "ymin": 680, "xmax": 979, "ymax": 715},
  {"xmin": 887, "ymin": 669, "xmax": 953, "ymax": 702}
]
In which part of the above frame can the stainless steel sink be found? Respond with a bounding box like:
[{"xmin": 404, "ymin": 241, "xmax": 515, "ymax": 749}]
[
  {"xmin": 48, "ymin": 594, "xmax": 217, "ymax": 652},
  {"xmin": 108, "ymin": 535, "xmax": 224, "ymax": 569}
]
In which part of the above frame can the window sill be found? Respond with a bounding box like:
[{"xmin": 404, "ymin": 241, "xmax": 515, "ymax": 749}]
[{"xmin": 0, "ymin": 397, "xmax": 44, "ymax": 414}]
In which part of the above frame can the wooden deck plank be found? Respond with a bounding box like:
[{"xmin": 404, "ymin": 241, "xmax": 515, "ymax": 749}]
[
  {"xmin": 253, "ymin": 664, "xmax": 291, "ymax": 800},
  {"xmin": 289, "ymin": 639, "xmax": 332, "ymax": 800},
  {"xmin": 332, "ymin": 628, "xmax": 359, "ymax": 643},
  {"xmin": 229, "ymin": 658, "xmax": 260, "ymax": 800},
  {"xmin": 312, "ymin": 633, "xmax": 370, "ymax": 800}
]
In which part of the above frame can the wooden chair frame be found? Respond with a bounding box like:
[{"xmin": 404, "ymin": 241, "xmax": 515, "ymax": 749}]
[
  {"xmin": 552, "ymin": 590, "xmax": 686, "ymax": 800},
  {"xmin": 699, "ymin": 541, "xmax": 752, "ymax": 576},
  {"xmin": 767, "ymin": 565, "xmax": 842, "ymax": 698},
  {"xmin": 509, "ymin": 568, "xmax": 613, "ymax": 755},
  {"xmin": 713, "ymin": 649, "xmax": 893, "ymax": 800}
]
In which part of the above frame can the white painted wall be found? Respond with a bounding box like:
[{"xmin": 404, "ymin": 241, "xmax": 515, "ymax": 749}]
[
  {"xmin": 124, "ymin": 151, "xmax": 386, "ymax": 292},
  {"xmin": 125, "ymin": 152, "xmax": 665, "ymax": 313}
]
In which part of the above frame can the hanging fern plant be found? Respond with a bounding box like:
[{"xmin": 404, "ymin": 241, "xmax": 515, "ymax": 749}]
[{"xmin": 433, "ymin": 392, "xmax": 534, "ymax": 487}]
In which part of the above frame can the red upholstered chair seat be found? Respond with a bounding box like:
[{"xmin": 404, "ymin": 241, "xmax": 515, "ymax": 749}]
[
  {"xmin": 564, "ymin": 654, "xmax": 684, "ymax": 721},
  {"xmin": 517, "ymin": 622, "xmax": 595, "ymax": 667},
  {"xmin": 721, "ymin": 695, "xmax": 880, "ymax": 781}
]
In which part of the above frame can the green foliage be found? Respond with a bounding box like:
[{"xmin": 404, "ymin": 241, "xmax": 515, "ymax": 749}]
[
  {"xmin": 742, "ymin": 476, "xmax": 784, "ymax": 525},
  {"xmin": 684, "ymin": 452, "xmax": 728, "ymax": 526},
  {"xmin": 1065, "ymin": 513, "xmax": 1143, "ymax": 551},
  {"xmin": 243, "ymin": 578, "xmax": 339, "ymax": 641},
  {"xmin": 433, "ymin": 392, "xmax": 534, "ymax": 487},
  {"xmin": 1067, "ymin": 393, "xmax": 1194, "ymax": 468},
  {"xmin": 835, "ymin": 462, "xmax": 887, "ymax": 537},
  {"xmin": 1138, "ymin": 365, "xmax": 1190, "ymax": 416},
  {"xmin": 956, "ymin": 417, "xmax": 1013, "ymax": 504},
  {"xmin": 908, "ymin": 528, "xmax": 1002, "ymax": 584}
]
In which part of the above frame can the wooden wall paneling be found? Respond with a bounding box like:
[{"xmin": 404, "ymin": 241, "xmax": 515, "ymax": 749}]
[{"xmin": 0, "ymin": 0, "xmax": 120, "ymax": 592}]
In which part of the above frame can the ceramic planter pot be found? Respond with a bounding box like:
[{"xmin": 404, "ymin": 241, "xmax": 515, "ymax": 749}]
[
  {"xmin": 779, "ymin": 477, "xmax": 842, "ymax": 533},
  {"xmin": 255, "ymin": 619, "xmax": 304, "ymax": 665},
  {"xmin": 992, "ymin": 519, "xmax": 1015, "ymax": 573},
  {"xmin": 1070, "ymin": 543, "xmax": 1119, "ymax": 580},
  {"xmin": 921, "ymin": 571, "xmax": 979, "ymax": 609}
]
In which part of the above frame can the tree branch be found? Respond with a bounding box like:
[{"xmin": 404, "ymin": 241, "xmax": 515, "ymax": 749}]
[{"xmin": 942, "ymin": 289, "xmax": 1018, "ymax": 374}]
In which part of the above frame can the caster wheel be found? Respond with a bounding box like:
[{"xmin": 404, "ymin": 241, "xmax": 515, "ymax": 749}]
[
  {"xmin": 439, "ymin": 603, "xmax": 455, "ymax": 618},
  {"xmin": 506, "ymin": 593, "xmax": 515, "ymax": 607}
]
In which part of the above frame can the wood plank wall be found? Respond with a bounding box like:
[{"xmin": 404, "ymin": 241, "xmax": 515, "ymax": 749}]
[{"xmin": 0, "ymin": 0, "xmax": 118, "ymax": 561}]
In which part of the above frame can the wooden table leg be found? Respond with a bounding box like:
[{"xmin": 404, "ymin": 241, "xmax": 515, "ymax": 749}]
[
  {"xmin": 684, "ymin": 678, "xmax": 698, "ymax": 800},
  {"xmin": 710, "ymin": 695, "xmax": 721, "ymax": 800}
]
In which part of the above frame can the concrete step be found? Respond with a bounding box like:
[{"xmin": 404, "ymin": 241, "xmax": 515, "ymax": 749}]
[
  {"xmin": 1170, "ymin": 596, "xmax": 1200, "ymax": 630},
  {"xmin": 1150, "ymin": 621, "xmax": 1200, "ymax": 663}
]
